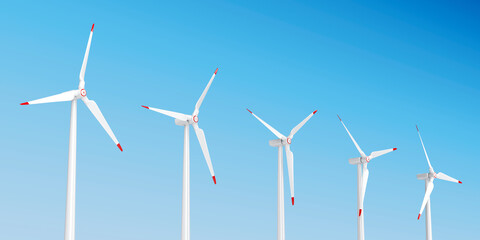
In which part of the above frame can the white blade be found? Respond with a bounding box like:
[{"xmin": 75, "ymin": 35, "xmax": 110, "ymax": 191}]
[
  {"xmin": 436, "ymin": 172, "xmax": 462, "ymax": 184},
  {"xmin": 141, "ymin": 106, "xmax": 189, "ymax": 121},
  {"xmin": 288, "ymin": 110, "xmax": 317, "ymax": 139},
  {"xmin": 82, "ymin": 97, "xmax": 122, "ymax": 151},
  {"xmin": 285, "ymin": 144, "xmax": 295, "ymax": 205},
  {"xmin": 418, "ymin": 179, "xmax": 434, "ymax": 220},
  {"xmin": 193, "ymin": 123, "xmax": 216, "ymax": 184},
  {"xmin": 193, "ymin": 68, "xmax": 218, "ymax": 116},
  {"xmin": 369, "ymin": 148, "xmax": 397, "ymax": 160},
  {"xmin": 337, "ymin": 115, "xmax": 366, "ymax": 157},
  {"xmin": 416, "ymin": 125, "xmax": 433, "ymax": 170},
  {"xmin": 79, "ymin": 24, "xmax": 95, "ymax": 89},
  {"xmin": 360, "ymin": 163, "xmax": 369, "ymax": 216},
  {"xmin": 20, "ymin": 90, "xmax": 78, "ymax": 105},
  {"xmin": 247, "ymin": 109, "xmax": 286, "ymax": 139}
]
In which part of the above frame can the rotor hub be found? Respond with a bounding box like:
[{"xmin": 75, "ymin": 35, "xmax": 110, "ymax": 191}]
[
  {"xmin": 193, "ymin": 115, "xmax": 199, "ymax": 123},
  {"xmin": 80, "ymin": 89, "xmax": 87, "ymax": 97},
  {"xmin": 286, "ymin": 138, "xmax": 292, "ymax": 144}
]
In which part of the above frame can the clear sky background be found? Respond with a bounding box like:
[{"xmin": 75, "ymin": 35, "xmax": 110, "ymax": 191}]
[{"xmin": 0, "ymin": 0, "xmax": 478, "ymax": 239}]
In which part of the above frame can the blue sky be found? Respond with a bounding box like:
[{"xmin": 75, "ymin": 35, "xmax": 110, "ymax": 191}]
[{"xmin": 0, "ymin": 0, "xmax": 479, "ymax": 239}]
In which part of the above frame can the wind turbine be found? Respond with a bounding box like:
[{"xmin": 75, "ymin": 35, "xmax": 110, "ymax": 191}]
[
  {"xmin": 415, "ymin": 125, "xmax": 462, "ymax": 240},
  {"xmin": 246, "ymin": 108, "xmax": 317, "ymax": 240},
  {"xmin": 141, "ymin": 68, "xmax": 218, "ymax": 240},
  {"xmin": 337, "ymin": 115, "xmax": 396, "ymax": 240},
  {"xmin": 20, "ymin": 24, "xmax": 122, "ymax": 240}
]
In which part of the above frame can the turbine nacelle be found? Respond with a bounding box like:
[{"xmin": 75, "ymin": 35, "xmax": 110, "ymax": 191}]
[
  {"xmin": 416, "ymin": 172, "xmax": 438, "ymax": 180},
  {"xmin": 268, "ymin": 137, "xmax": 292, "ymax": 147},
  {"xmin": 71, "ymin": 89, "xmax": 87, "ymax": 99},
  {"xmin": 416, "ymin": 173, "xmax": 429, "ymax": 180},
  {"xmin": 174, "ymin": 115, "xmax": 199, "ymax": 126},
  {"xmin": 348, "ymin": 156, "xmax": 371, "ymax": 165}
]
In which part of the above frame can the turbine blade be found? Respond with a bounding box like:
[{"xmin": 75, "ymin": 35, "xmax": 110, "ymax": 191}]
[
  {"xmin": 20, "ymin": 90, "xmax": 78, "ymax": 105},
  {"xmin": 288, "ymin": 110, "xmax": 317, "ymax": 139},
  {"xmin": 369, "ymin": 148, "xmax": 397, "ymax": 160},
  {"xmin": 418, "ymin": 179, "xmax": 434, "ymax": 220},
  {"xmin": 285, "ymin": 144, "xmax": 295, "ymax": 205},
  {"xmin": 193, "ymin": 123, "xmax": 216, "ymax": 184},
  {"xmin": 79, "ymin": 24, "xmax": 95, "ymax": 89},
  {"xmin": 337, "ymin": 115, "xmax": 366, "ymax": 157},
  {"xmin": 82, "ymin": 97, "xmax": 122, "ymax": 151},
  {"xmin": 246, "ymin": 109, "xmax": 286, "ymax": 139},
  {"xmin": 436, "ymin": 172, "xmax": 462, "ymax": 184},
  {"xmin": 416, "ymin": 125, "xmax": 433, "ymax": 170},
  {"xmin": 193, "ymin": 68, "xmax": 218, "ymax": 116},
  {"xmin": 360, "ymin": 163, "xmax": 369, "ymax": 216},
  {"xmin": 141, "ymin": 106, "xmax": 189, "ymax": 121}
]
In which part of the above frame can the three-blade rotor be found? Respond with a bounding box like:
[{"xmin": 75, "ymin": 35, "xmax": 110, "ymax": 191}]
[
  {"xmin": 338, "ymin": 115, "xmax": 397, "ymax": 216},
  {"xmin": 20, "ymin": 24, "xmax": 122, "ymax": 151},
  {"xmin": 247, "ymin": 109, "xmax": 318, "ymax": 205},
  {"xmin": 416, "ymin": 125, "xmax": 462, "ymax": 220},
  {"xmin": 142, "ymin": 68, "xmax": 219, "ymax": 184}
]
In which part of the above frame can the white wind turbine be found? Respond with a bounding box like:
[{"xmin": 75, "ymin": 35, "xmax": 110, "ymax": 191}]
[
  {"xmin": 247, "ymin": 108, "xmax": 317, "ymax": 240},
  {"xmin": 415, "ymin": 125, "xmax": 462, "ymax": 240},
  {"xmin": 337, "ymin": 115, "xmax": 396, "ymax": 240},
  {"xmin": 20, "ymin": 24, "xmax": 122, "ymax": 240},
  {"xmin": 141, "ymin": 68, "xmax": 218, "ymax": 240}
]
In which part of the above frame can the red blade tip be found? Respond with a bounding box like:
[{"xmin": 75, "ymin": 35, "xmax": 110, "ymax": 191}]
[
  {"xmin": 212, "ymin": 176, "xmax": 216, "ymax": 184},
  {"xmin": 141, "ymin": 105, "xmax": 149, "ymax": 109},
  {"xmin": 416, "ymin": 125, "xmax": 419, "ymax": 131},
  {"xmin": 291, "ymin": 197, "xmax": 294, "ymax": 205},
  {"xmin": 458, "ymin": 181, "xmax": 462, "ymax": 184},
  {"xmin": 417, "ymin": 214, "xmax": 421, "ymax": 220},
  {"xmin": 91, "ymin": 24, "xmax": 95, "ymax": 32},
  {"xmin": 214, "ymin": 68, "xmax": 218, "ymax": 74},
  {"xmin": 117, "ymin": 143, "xmax": 123, "ymax": 152},
  {"xmin": 20, "ymin": 102, "xmax": 29, "ymax": 105},
  {"xmin": 313, "ymin": 110, "xmax": 318, "ymax": 114},
  {"xmin": 246, "ymin": 108, "xmax": 252, "ymax": 114},
  {"xmin": 393, "ymin": 148, "xmax": 397, "ymax": 151},
  {"xmin": 337, "ymin": 114, "xmax": 342, "ymax": 121},
  {"xmin": 359, "ymin": 209, "xmax": 362, "ymax": 216}
]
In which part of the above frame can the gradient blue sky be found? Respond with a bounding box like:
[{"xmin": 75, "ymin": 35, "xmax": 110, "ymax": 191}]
[{"xmin": 0, "ymin": 0, "xmax": 479, "ymax": 239}]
